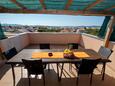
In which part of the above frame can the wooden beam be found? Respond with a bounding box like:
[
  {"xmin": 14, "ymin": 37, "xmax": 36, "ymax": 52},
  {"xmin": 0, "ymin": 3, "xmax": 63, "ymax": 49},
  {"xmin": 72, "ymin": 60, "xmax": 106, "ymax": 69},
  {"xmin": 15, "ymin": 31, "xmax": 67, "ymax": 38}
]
[
  {"xmin": 0, "ymin": 48, "xmax": 2, "ymax": 53},
  {"xmin": 65, "ymin": 0, "xmax": 73, "ymax": 10},
  {"xmin": 104, "ymin": 16, "xmax": 115, "ymax": 47},
  {"xmin": 0, "ymin": 8, "xmax": 115, "ymax": 16},
  {"xmin": 10, "ymin": 0, "xmax": 27, "ymax": 9},
  {"xmin": 39, "ymin": 0, "xmax": 46, "ymax": 10},
  {"xmin": 0, "ymin": 48, "xmax": 6, "ymax": 59},
  {"xmin": 84, "ymin": 0, "xmax": 103, "ymax": 11},
  {"xmin": 0, "ymin": 6, "xmax": 7, "ymax": 10},
  {"xmin": 105, "ymin": 6, "xmax": 115, "ymax": 11}
]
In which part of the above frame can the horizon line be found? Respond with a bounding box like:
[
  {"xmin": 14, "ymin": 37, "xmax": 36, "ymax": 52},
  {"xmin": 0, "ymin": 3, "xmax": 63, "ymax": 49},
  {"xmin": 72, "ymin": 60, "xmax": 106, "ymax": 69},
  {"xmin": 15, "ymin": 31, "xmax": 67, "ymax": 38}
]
[{"xmin": 1, "ymin": 23, "xmax": 101, "ymax": 27}]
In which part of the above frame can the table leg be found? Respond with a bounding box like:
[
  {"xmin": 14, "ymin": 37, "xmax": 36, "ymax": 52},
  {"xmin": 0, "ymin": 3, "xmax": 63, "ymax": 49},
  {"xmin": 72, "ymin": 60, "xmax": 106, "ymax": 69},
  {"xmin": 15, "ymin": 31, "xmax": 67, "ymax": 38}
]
[
  {"xmin": 11, "ymin": 64, "xmax": 15, "ymax": 86},
  {"xmin": 102, "ymin": 62, "xmax": 106, "ymax": 80},
  {"xmin": 59, "ymin": 63, "xmax": 64, "ymax": 81},
  {"xmin": 48, "ymin": 64, "xmax": 50, "ymax": 70},
  {"xmin": 56, "ymin": 63, "xmax": 59, "ymax": 80}
]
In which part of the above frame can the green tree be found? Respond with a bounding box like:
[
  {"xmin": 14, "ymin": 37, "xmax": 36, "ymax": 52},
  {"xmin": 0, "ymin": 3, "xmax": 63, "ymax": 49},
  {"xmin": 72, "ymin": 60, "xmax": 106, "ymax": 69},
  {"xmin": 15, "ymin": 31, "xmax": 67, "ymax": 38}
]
[{"xmin": 84, "ymin": 28, "xmax": 100, "ymax": 36}]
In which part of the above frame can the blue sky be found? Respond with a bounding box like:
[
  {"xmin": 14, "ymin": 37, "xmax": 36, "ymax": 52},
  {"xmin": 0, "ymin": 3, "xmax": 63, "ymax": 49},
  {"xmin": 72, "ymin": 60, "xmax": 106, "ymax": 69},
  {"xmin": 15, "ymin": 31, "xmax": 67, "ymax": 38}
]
[{"xmin": 0, "ymin": 13, "xmax": 105, "ymax": 26}]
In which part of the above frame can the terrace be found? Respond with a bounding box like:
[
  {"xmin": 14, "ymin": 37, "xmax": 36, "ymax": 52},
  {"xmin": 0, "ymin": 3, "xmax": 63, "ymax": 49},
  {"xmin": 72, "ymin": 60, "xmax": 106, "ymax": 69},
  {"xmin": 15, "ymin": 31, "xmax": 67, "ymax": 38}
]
[
  {"xmin": 0, "ymin": 0, "xmax": 115, "ymax": 86},
  {"xmin": 0, "ymin": 32, "xmax": 115, "ymax": 86}
]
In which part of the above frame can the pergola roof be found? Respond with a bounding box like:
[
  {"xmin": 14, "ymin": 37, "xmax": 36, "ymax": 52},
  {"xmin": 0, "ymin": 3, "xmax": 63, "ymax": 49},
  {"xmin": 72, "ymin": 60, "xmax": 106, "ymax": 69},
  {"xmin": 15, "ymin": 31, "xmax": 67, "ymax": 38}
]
[{"xmin": 0, "ymin": 0, "xmax": 115, "ymax": 16}]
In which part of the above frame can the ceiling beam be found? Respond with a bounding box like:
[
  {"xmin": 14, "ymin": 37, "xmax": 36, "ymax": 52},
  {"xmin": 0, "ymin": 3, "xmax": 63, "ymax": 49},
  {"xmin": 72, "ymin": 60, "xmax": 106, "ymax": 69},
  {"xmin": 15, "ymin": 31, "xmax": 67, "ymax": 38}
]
[
  {"xmin": 105, "ymin": 6, "xmax": 115, "ymax": 11},
  {"xmin": 84, "ymin": 0, "xmax": 103, "ymax": 11},
  {"xmin": 10, "ymin": 0, "xmax": 27, "ymax": 9},
  {"xmin": 0, "ymin": 6, "xmax": 7, "ymax": 10},
  {"xmin": 65, "ymin": 0, "xmax": 73, "ymax": 10},
  {"xmin": 39, "ymin": 0, "xmax": 46, "ymax": 10},
  {"xmin": 0, "ymin": 8, "xmax": 115, "ymax": 16}
]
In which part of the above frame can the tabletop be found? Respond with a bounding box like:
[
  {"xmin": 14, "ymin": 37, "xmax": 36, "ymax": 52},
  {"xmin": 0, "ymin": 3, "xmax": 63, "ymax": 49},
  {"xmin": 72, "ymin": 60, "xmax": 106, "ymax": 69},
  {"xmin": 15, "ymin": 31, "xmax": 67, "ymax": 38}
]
[{"xmin": 6, "ymin": 49, "xmax": 111, "ymax": 64}]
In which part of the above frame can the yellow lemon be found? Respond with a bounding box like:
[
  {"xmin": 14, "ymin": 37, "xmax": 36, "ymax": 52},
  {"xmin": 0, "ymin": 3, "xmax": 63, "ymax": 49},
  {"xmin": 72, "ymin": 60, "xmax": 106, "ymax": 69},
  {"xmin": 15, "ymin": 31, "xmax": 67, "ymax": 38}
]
[{"xmin": 64, "ymin": 49, "xmax": 73, "ymax": 54}]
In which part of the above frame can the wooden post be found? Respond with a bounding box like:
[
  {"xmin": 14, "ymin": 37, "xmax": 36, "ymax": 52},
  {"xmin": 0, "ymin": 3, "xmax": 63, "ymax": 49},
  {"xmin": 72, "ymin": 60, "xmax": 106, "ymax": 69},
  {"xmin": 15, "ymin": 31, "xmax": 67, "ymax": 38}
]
[
  {"xmin": 0, "ymin": 48, "xmax": 3, "ymax": 60},
  {"xmin": 104, "ymin": 16, "xmax": 115, "ymax": 47}
]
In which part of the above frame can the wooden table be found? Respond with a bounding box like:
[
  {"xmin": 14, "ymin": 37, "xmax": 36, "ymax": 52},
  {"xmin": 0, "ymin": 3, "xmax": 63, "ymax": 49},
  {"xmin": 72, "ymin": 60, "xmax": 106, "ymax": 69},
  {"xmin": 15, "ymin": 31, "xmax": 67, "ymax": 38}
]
[{"xmin": 6, "ymin": 49, "xmax": 111, "ymax": 86}]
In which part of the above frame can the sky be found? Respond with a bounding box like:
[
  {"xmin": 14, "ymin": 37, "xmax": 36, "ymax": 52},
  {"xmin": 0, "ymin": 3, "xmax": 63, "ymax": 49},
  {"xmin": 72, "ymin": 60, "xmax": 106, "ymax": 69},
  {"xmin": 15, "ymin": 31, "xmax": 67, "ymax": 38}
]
[{"xmin": 0, "ymin": 13, "xmax": 105, "ymax": 26}]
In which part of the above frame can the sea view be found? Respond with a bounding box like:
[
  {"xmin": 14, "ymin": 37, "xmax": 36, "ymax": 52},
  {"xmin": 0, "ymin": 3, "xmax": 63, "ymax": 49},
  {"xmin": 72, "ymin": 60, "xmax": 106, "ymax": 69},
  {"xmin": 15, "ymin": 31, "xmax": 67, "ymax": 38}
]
[{"xmin": 0, "ymin": 14, "xmax": 104, "ymax": 37}]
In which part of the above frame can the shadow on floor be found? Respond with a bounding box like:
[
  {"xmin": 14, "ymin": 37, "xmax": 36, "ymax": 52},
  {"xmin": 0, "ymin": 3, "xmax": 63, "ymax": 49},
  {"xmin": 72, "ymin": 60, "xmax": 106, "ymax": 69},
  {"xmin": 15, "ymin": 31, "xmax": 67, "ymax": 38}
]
[
  {"xmin": 0, "ymin": 65, "xmax": 11, "ymax": 80},
  {"xmin": 16, "ymin": 69, "xmax": 115, "ymax": 86}
]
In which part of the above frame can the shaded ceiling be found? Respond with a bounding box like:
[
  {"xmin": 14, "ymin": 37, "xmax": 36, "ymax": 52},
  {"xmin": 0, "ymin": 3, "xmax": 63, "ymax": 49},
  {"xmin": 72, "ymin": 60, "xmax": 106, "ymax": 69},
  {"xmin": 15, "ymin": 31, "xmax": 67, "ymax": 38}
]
[{"xmin": 0, "ymin": 0, "xmax": 115, "ymax": 16}]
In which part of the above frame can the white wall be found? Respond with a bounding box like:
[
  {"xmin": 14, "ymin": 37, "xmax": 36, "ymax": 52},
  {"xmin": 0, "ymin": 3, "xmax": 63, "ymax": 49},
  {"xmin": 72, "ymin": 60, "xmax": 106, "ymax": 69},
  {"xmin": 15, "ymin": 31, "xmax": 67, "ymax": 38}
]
[
  {"xmin": 0, "ymin": 32, "xmax": 81, "ymax": 52},
  {"xmin": 80, "ymin": 34, "xmax": 104, "ymax": 52},
  {"xmin": 0, "ymin": 33, "xmax": 29, "ymax": 52},
  {"xmin": 28, "ymin": 32, "xmax": 81, "ymax": 44}
]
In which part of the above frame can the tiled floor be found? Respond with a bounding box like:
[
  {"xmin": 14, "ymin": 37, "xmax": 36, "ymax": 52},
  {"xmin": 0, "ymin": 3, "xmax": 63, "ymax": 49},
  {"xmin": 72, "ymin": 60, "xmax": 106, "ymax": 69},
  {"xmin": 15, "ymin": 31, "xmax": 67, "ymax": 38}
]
[{"xmin": 0, "ymin": 63, "xmax": 115, "ymax": 86}]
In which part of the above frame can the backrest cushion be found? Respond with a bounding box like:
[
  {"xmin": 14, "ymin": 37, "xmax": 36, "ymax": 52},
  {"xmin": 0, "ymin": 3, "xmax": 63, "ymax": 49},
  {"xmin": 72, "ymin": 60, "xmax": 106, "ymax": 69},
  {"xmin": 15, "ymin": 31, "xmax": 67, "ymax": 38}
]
[
  {"xmin": 78, "ymin": 58, "xmax": 101, "ymax": 74},
  {"xmin": 39, "ymin": 44, "xmax": 50, "ymax": 49},
  {"xmin": 3, "ymin": 47, "xmax": 17, "ymax": 60},
  {"xmin": 68, "ymin": 43, "xmax": 79, "ymax": 49},
  {"xmin": 98, "ymin": 46, "xmax": 113, "ymax": 59},
  {"xmin": 22, "ymin": 59, "xmax": 44, "ymax": 74}
]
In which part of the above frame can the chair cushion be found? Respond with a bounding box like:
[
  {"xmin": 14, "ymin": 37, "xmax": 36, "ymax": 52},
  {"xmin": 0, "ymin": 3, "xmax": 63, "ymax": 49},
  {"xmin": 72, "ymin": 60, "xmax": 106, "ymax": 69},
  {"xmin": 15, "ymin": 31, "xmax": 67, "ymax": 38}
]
[
  {"xmin": 22, "ymin": 59, "xmax": 44, "ymax": 75},
  {"xmin": 77, "ymin": 58, "xmax": 101, "ymax": 74},
  {"xmin": 68, "ymin": 43, "xmax": 79, "ymax": 49},
  {"xmin": 98, "ymin": 46, "xmax": 113, "ymax": 59},
  {"xmin": 3, "ymin": 47, "xmax": 17, "ymax": 60},
  {"xmin": 39, "ymin": 44, "xmax": 50, "ymax": 49}
]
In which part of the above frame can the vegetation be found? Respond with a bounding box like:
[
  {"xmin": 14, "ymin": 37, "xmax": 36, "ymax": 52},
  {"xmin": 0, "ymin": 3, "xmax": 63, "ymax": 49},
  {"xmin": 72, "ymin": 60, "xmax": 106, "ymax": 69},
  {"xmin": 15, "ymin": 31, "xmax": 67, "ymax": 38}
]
[
  {"xmin": 37, "ymin": 27, "xmax": 60, "ymax": 32},
  {"xmin": 84, "ymin": 28, "xmax": 100, "ymax": 36}
]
